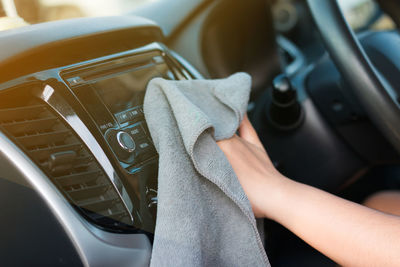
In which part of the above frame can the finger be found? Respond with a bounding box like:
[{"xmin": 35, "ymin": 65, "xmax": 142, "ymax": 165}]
[
  {"xmin": 217, "ymin": 140, "xmax": 242, "ymax": 169},
  {"xmin": 216, "ymin": 136, "xmax": 236, "ymax": 154},
  {"xmin": 238, "ymin": 115, "xmax": 264, "ymax": 148}
]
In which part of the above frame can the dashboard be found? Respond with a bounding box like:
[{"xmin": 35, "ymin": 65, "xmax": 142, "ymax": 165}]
[{"xmin": 0, "ymin": 16, "xmax": 201, "ymax": 266}]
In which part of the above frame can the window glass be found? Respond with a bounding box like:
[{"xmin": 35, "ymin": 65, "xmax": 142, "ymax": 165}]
[
  {"xmin": 338, "ymin": 0, "xmax": 394, "ymax": 30},
  {"xmin": 12, "ymin": 0, "xmax": 157, "ymax": 24}
]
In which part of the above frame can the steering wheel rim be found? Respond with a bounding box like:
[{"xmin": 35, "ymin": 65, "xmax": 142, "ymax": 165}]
[{"xmin": 307, "ymin": 0, "xmax": 400, "ymax": 154}]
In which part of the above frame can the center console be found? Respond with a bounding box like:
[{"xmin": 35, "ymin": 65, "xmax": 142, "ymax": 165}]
[
  {"xmin": 53, "ymin": 43, "xmax": 197, "ymax": 233},
  {"xmin": 63, "ymin": 50, "xmax": 168, "ymax": 172}
]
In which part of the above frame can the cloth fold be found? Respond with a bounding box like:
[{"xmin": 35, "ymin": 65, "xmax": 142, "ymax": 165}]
[{"xmin": 144, "ymin": 73, "xmax": 270, "ymax": 267}]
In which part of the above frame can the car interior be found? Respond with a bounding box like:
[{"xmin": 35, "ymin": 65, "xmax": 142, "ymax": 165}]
[{"xmin": 0, "ymin": 0, "xmax": 399, "ymax": 266}]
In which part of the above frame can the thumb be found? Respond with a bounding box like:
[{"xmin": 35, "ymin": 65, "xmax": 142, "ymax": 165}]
[{"xmin": 238, "ymin": 115, "xmax": 264, "ymax": 150}]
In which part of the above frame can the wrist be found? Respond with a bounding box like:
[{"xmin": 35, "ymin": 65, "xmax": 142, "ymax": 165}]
[{"xmin": 259, "ymin": 173, "xmax": 296, "ymax": 221}]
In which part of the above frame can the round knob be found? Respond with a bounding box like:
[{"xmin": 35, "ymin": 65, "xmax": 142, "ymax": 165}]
[{"xmin": 116, "ymin": 131, "xmax": 136, "ymax": 153}]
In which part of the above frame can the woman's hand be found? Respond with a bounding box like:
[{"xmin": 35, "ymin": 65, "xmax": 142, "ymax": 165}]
[
  {"xmin": 217, "ymin": 115, "xmax": 400, "ymax": 266},
  {"xmin": 217, "ymin": 115, "xmax": 288, "ymax": 218}
]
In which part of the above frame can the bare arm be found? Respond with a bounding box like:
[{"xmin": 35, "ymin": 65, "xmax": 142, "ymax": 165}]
[{"xmin": 217, "ymin": 116, "xmax": 400, "ymax": 267}]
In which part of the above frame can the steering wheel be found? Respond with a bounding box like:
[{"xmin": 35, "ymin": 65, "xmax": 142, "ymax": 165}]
[{"xmin": 306, "ymin": 0, "xmax": 400, "ymax": 153}]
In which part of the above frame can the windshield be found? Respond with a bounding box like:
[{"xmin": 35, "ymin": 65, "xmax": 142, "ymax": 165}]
[
  {"xmin": 4, "ymin": 0, "xmax": 380, "ymax": 25},
  {"xmin": 338, "ymin": 0, "xmax": 377, "ymax": 29},
  {"xmin": 0, "ymin": 0, "xmax": 394, "ymax": 32},
  {"xmin": 1, "ymin": 0, "xmax": 153, "ymax": 25}
]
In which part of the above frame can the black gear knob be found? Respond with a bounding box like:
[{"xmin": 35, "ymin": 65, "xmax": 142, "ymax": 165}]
[
  {"xmin": 272, "ymin": 74, "xmax": 296, "ymax": 103},
  {"xmin": 268, "ymin": 74, "xmax": 303, "ymax": 130}
]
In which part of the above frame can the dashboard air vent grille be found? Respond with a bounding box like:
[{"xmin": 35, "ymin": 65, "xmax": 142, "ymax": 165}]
[{"xmin": 0, "ymin": 88, "xmax": 133, "ymax": 230}]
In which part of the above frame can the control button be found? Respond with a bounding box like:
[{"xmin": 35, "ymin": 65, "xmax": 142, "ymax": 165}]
[
  {"xmin": 104, "ymin": 129, "xmax": 135, "ymax": 164},
  {"xmin": 66, "ymin": 76, "xmax": 84, "ymax": 86},
  {"xmin": 135, "ymin": 138, "xmax": 157, "ymax": 161},
  {"xmin": 115, "ymin": 107, "xmax": 144, "ymax": 125},
  {"xmin": 138, "ymin": 140, "xmax": 150, "ymax": 149},
  {"xmin": 115, "ymin": 112, "xmax": 132, "ymax": 124},
  {"xmin": 128, "ymin": 107, "xmax": 144, "ymax": 121},
  {"xmin": 99, "ymin": 122, "xmax": 115, "ymax": 132},
  {"xmin": 121, "ymin": 112, "xmax": 131, "ymax": 122},
  {"xmin": 128, "ymin": 108, "xmax": 140, "ymax": 118},
  {"xmin": 138, "ymin": 106, "xmax": 144, "ymax": 115},
  {"xmin": 117, "ymin": 131, "xmax": 136, "ymax": 153},
  {"xmin": 127, "ymin": 124, "xmax": 146, "ymax": 139}
]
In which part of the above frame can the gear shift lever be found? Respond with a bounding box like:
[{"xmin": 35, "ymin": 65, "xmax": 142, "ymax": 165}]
[{"xmin": 267, "ymin": 74, "xmax": 304, "ymax": 130}]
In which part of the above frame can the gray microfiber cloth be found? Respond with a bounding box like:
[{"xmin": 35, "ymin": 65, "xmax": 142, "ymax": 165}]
[{"xmin": 144, "ymin": 73, "xmax": 270, "ymax": 267}]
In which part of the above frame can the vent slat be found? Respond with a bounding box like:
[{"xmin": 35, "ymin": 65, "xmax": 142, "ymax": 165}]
[
  {"xmin": 17, "ymin": 130, "xmax": 71, "ymax": 147},
  {"xmin": 80, "ymin": 197, "xmax": 119, "ymax": 213},
  {"xmin": 109, "ymin": 211, "xmax": 129, "ymax": 221},
  {"xmin": 90, "ymin": 210, "xmax": 128, "ymax": 222},
  {"xmin": 56, "ymin": 170, "xmax": 102, "ymax": 187},
  {"xmin": 96, "ymin": 213, "xmax": 132, "ymax": 226},
  {"xmin": 2, "ymin": 117, "xmax": 58, "ymax": 135},
  {"xmin": 89, "ymin": 211, "xmax": 109, "ymax": 221},
  {"xmin": 0, "ymin": 104, "xmax": 47, "ymax": 122},
  {"xmin": 30, "ymin": 143, "xmax": 82, "ymax": 162},
  {"xmin": 68, "ymin": 184, "xmax": 110, "ymax": 200},
  {"xmin": 41, "ymin": 155, "xmax": 92, "ymax": 170}
]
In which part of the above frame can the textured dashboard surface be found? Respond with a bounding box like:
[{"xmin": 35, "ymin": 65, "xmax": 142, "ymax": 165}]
[
  {"xmin": 0, "ymin": 16, "xmax": 160, "ymax": 61},
  {"xmin": 0, "ymin": 16, "xmax": 164, "ymax": 83}
]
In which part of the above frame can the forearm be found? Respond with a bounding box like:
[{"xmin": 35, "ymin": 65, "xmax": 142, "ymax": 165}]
[
  {"xmin": 265, "ymin": 177, "xmax": 400, "ymax": 267},
  {"xmin": 216, "ymin": 117, "xmax": 400, "ymax": 266}
]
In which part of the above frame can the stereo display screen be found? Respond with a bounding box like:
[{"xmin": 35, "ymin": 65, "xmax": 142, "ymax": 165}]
[{"xmin": 94, "ymin": 62, "xmax": 172, "ymax": 115}]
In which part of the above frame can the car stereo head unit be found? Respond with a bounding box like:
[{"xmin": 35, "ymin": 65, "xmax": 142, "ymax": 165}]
[
  {"xmin": 58, "ymin": 44, "xmax": 193, "ymax": 232},
  {"xmin": 62, "ymin": 50, "xmax": 176, "ymax": 171}
]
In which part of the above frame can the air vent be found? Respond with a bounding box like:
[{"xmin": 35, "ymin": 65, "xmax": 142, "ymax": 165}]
[{"xmin": 0, "ymin": 87, "xmax": 134, "ymax": 230}]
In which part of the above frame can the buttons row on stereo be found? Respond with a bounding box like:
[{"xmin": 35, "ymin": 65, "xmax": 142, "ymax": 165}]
[{"xmin": 115, "ymin": 107, "xmax": 144, "ymax": 125}]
